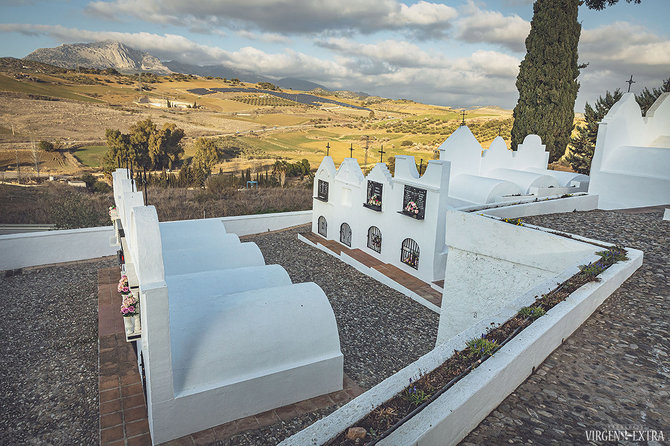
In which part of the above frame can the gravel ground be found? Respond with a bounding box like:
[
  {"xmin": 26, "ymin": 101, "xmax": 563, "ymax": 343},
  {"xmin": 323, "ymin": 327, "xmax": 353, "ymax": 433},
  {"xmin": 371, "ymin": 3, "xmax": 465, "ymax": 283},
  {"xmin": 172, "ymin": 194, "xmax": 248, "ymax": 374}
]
[
  {"xmin": 245, "ymin": 224, "xmax": 440, "ymax": 390},
  {"xmin": 0, "ymin": 257, "xmax": 116, "ymax": 446},
  {"xmin": 461, "ymin": 208, "xmax": 670, "ymax": 445}
]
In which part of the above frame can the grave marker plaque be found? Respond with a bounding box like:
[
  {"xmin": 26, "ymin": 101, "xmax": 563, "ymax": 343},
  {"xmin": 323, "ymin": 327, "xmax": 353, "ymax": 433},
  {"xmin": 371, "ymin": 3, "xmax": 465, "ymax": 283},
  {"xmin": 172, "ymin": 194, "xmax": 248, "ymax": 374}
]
[
  {"xmin": 400, "ymin": 185, "xmax": 427, "ymax": 220},
  {"xmin": 317, "ymin": 179, "xmax": 329, "ymax": 202},
  {"xmin": 364, "ymin": 180, "xmax": 383, "ymax": 211}
]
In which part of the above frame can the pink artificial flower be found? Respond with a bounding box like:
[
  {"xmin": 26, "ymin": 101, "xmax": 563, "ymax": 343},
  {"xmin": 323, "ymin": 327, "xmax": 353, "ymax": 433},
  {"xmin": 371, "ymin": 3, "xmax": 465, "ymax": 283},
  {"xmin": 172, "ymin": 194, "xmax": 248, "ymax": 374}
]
[{"xmin": 128, "ymin": 306, "xmax": 135, "ymax": 313}]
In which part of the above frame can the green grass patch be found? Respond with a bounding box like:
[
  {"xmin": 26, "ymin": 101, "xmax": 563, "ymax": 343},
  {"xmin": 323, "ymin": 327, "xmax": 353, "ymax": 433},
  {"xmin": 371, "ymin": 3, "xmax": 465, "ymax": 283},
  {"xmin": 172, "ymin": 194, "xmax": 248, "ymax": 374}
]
[{"xmin": 73, "ymin": 145, "xmax": 108, "ymax": 167}]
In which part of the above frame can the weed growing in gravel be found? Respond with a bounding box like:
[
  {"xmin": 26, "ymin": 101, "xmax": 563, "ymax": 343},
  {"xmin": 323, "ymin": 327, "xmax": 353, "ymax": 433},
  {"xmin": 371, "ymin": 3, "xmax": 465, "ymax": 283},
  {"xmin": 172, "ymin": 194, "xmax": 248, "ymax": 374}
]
[{"xmin": 518, "ymin": 306, "xmax": 546, "ymax": 320}]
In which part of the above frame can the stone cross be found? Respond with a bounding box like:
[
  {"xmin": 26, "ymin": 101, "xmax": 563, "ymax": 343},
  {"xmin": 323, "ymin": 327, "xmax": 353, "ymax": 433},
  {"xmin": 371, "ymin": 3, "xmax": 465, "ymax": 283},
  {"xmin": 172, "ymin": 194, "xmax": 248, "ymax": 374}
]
[
  {"xmin": 379, "ymin": 145, "xmax": 386, "ymax": 163},
  {"xmin": 626, "ymin": 75, "xmax": 636, "ymax": 93}
]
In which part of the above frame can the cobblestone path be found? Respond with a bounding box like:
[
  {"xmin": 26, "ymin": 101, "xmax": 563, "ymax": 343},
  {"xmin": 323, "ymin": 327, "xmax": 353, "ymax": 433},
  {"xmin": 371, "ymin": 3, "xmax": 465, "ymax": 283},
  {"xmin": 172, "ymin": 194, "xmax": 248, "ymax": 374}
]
[{"xmin": 461, "ymin": 209, "xmax": 669, "ymax": 445}]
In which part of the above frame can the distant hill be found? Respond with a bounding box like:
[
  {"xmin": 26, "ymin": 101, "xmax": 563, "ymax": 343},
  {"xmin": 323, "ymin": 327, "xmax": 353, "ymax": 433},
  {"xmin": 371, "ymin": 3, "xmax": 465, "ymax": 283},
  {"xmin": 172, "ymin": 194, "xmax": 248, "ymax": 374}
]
[
  {"xmin": 276, "ymin": 77, "xmax": 328, "ymax": 91},
  {"xmin": 24, "ymin": 41, "xmax": 171, "ymax": 74}
]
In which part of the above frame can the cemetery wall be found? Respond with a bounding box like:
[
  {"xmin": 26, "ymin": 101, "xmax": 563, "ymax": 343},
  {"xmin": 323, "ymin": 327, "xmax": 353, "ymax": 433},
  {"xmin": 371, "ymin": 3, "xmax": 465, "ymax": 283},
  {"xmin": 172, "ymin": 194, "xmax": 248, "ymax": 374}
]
[
  {"xmin": 436, "ymin": 211, "xmax": 598, "ymax": 343},
  {"xmin": 0, "ymin": 226, "xmax": 116, "ymax": 270},
  {"xmin": 589, "ymin": 92, "xmax": 670, "ymax": 209},
  {"xmin": 280, "ymin": 246, "xmax": 643, "ymax": 446},
  {"xmin": 312, "ymin": 156, "xmax": 450, "ymax": 283}
]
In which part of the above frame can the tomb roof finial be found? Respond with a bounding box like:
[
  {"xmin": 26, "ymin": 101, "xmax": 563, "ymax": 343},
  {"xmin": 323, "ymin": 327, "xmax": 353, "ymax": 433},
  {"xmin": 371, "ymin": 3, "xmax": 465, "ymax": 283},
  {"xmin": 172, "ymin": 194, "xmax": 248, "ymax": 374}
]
[
  {"xmin": 461, "ymin": 110, "xmax": 467, "ymax": 126},
  {"xmin": 626, "ymin": 75, "xmax": 636, "ymax": 93}
]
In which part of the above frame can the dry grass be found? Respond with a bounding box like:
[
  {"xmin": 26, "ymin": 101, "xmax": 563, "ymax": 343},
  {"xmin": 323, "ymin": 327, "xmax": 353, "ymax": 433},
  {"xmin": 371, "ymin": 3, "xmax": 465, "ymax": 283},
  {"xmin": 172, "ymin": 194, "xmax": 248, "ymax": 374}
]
[{"xmin": 0, "ymin": 182, "xmax": 312, "ymax": 228}]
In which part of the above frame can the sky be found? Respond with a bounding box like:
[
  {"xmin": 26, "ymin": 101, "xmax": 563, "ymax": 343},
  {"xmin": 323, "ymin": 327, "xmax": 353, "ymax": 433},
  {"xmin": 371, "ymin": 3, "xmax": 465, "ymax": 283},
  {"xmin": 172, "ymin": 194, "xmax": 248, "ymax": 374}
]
[{"xmin": 1, "ymin": 0, "xmax": 669, "ymax": 111}]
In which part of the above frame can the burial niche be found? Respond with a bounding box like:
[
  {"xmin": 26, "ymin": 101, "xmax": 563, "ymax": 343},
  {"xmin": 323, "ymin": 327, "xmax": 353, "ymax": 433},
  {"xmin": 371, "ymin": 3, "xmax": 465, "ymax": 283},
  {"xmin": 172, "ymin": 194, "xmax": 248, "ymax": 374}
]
[
  {"xmin": 317, "ymin": 179, "xmax": 329, "ymax": 202},
  {"xmin": 340, "ymin": 223, "xmax": 352, "ymax": 247},
  {"xmin": 318, "ymin": 216, "xmax": 328, "ymax": 237},
  {"xmin": 364, "ymin": 180, "xmax": 383, "ymax": 211},
  {"xmin": 367, "ymin": 226, "xmax": 382, "ymax": 253},
  {"xmin": 401, "ymin": 185, "xmax": 427, "ymax": 220},
  {"xmin": 401, "ymin": 238, "xmax": 419, "ymax": 269}
]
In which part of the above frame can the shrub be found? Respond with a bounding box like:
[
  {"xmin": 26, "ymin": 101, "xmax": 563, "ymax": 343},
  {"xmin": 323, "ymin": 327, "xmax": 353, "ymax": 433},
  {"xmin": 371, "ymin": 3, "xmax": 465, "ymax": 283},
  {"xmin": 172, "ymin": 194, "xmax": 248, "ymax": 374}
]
[
  {"xmin": 38, "ymin": 140, "xmax": 55, "ymax": 152},
  {"xmin": 80, "ymin": 173, "xmax": 96, "ymax": 190},
  {"xmin": 401, "ymin": 140, "xmax": 414, "ymax": 146},
  {"xmin": 93, "ymin": 181, "xmax": 112, "ymax": 193}
]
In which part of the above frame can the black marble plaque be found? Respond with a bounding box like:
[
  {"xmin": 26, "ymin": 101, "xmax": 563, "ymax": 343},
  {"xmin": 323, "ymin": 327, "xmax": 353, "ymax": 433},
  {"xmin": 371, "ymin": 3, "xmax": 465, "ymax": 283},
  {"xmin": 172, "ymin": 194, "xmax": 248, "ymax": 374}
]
[
  {"xmin": 364, "ymin": 180, "xmax": 383, "ymax": 211},
  {"xmin": 317, "ymin": 179, "xmax": 329, "ymax": 201},
  {"xmin": 401, "ymin": 185, "xmax": 427, "ymax": 220}
]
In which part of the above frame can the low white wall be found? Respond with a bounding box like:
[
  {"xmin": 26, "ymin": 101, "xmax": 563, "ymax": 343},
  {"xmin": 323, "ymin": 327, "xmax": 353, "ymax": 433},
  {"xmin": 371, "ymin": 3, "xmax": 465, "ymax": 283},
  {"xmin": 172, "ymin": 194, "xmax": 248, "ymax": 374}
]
[
  {"xmin": 385, "ymin": 248, "xmax": 643, "ymax": 446},
  {"xmin": 0, "ymin": 211, "xmax": 313, "ymax": 271},
  {"xmin": 0, "ymin": 226, "xmax": 116, "ymax": 270},
  {"xmin": 280, "ymin": 248, "xmax": 642, "ymax": 446},
  {"xmin": 220, "ymin": 210, "xmax": 312, "ymax": 236},
  {"xmin": 470, "ymin": 194, "xmax": 598, "ymax": 218}
]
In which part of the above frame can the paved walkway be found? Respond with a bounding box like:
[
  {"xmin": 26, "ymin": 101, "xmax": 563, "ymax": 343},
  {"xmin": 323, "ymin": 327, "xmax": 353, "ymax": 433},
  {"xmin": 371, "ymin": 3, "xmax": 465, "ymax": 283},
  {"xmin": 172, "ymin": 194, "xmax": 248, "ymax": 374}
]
[
  {"xmin": 461, "ymin": 208, "xmax": 670, "ymax": 445},
  {"xmin": 301, "ymin": 231, "xmax": 443, "ymax": 308}
]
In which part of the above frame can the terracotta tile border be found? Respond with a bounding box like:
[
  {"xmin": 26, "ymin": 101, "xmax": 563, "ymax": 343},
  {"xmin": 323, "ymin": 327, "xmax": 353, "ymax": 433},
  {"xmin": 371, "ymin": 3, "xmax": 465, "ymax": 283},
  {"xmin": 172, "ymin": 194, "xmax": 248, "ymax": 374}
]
[
  {"xmin": 303, "ymin": 232, "xmax": 443, "ymax": 308},
  {"xmin": 98, "ymin": 268, "xmax": 151, "ymax": 446}
]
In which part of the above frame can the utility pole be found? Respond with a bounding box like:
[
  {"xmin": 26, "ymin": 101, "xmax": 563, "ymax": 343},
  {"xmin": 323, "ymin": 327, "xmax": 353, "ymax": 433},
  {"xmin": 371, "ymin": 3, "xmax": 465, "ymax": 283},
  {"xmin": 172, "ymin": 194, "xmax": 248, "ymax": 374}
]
[{"xmin": 15, "ymin": 149, "xmax": 21, "ymax": 184}]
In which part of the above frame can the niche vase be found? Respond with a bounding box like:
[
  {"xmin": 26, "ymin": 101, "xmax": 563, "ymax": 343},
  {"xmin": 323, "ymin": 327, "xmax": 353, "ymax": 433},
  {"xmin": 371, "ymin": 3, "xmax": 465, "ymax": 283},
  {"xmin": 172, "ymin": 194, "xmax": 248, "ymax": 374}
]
[
  {"xmin": 123, "ymin": 316, "xmax": 135, "ymax": 336},
  {"xmin": 132, "ymin": 313, "xmax": 141, "ymax": 333}
]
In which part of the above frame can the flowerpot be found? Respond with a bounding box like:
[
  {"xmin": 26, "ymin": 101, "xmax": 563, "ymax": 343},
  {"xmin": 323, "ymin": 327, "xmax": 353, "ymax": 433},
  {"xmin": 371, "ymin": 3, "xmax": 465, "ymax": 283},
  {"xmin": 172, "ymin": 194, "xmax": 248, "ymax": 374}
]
[
  {"xmin": 132, "ymin": 313, "xmax": 141, "ymax": 333},
  {"xmin": 123, "ymin": 316, "xmax": 134, "ymax": 336}
]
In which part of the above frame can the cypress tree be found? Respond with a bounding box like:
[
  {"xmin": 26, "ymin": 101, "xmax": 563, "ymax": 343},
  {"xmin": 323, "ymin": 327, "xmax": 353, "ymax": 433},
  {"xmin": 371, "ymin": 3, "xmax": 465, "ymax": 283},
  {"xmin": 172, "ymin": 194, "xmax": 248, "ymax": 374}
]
[
  {"xmin": 511, "ymin": 0, "xmax": 582, "ymax": 162},
  {"xmin": 566, "ymin": 89, "xmax": 622, "ymax": 174}
]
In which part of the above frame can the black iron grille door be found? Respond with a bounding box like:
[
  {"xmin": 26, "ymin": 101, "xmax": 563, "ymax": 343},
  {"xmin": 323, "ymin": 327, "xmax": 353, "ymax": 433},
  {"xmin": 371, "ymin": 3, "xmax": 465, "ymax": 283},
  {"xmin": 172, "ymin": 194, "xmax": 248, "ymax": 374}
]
[
  {"xmin": 367, "ymin": 226, "xmax": 382, "ymax": 253},
  {"xmin": 318, "ymin": 216, "xmax": 327, "ymax": 237},
  {"xmin": 340, "ymin": 223, "xmax": 352, "ymax": 247},
  {"xmin": 401, "ymin": 238, "xmax": 419, "ymax": 269}
]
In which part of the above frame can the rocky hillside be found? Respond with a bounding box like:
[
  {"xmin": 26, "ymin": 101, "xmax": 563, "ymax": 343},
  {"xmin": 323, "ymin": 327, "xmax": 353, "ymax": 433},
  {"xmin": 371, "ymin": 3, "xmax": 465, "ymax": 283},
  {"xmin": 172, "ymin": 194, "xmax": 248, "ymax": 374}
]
[{"xmin": 24, "ymin": 41, "xmax": 171, "ymax": 74}]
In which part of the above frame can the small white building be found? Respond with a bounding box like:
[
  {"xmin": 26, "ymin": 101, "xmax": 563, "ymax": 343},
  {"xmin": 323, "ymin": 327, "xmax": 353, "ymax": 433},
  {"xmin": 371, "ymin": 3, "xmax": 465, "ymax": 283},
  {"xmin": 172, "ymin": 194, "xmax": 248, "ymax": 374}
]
[{"xmin": 588, "ymin": 92, "xmax": 670, "ymax": 209}]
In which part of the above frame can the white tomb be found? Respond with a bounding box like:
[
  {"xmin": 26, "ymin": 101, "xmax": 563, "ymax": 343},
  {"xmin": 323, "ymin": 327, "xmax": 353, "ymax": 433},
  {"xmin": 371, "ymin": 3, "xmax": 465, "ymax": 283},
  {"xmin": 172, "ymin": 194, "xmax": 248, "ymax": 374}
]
[
  {"xmin": 438, "ymin": 126, "xmax": 589, "ymax": 206},
  {"xmin": 312, "ymin": 156, "xmax": 450, "ymax": 283},
  {"xmin": 436, "ymin": 211, "xmax": 598, "ymax": 344},
  {"xmin": 588, "ymin": 92, "xmax": 670, "ymax": 209},
  {"xmin": 112, "ymin": 169, "xmax": 343, "ymax": 445}
]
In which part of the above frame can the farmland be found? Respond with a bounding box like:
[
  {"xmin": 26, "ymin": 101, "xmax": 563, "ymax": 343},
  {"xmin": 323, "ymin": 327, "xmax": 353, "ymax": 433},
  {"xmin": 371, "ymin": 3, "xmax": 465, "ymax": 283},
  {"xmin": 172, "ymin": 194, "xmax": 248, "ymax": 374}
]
[{"xmin": 0, "ymin": 58, "xmax": 518, "ymax": 178}]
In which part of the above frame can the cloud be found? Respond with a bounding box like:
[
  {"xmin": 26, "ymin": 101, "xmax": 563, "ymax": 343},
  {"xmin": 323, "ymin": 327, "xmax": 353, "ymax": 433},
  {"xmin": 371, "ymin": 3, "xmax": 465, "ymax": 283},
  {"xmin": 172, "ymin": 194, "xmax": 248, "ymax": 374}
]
[
  {"xmin": 576, "ymin": 21, "xmax": 670, "ymax": 109},
  {"xmin": 85, "ymin": 0, "xmax": 458, "ymax": 37},
  {"xmin": 455, "ymin": 0, "xmax": 530, "ymax": 52},
  {"xmin": 236, "ymin": 30, "xmax": 289, "ymax": 44}
]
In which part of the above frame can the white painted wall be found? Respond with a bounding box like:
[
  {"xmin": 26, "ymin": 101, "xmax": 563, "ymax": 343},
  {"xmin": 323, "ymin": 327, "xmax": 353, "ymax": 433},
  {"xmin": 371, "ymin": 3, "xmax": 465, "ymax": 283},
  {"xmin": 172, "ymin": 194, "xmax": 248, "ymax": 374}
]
[
  {"xmin": 0, "ymin": 226, "xmax": 116, "ymax": 270},
  {"xmin": 438, "ymin": 129, "xmax": 586, "ymax": 205},
  {"xmin": 112, "ymin": 170, "xmax": 343, "ymax": 445},
  {"xmin": 589, "ymin": 92, "xmax": 670, "ymax": 209},
  {"xmin": 436, "ymin": 211, "xmax": 598, "ymax": 343},
  {"xmin": 279, "ymin": 247, "xmax": 642, "ymax": 446},
  {"xmin": 312, "ymin": 156, "xmax": 451, "ymax": 282}
]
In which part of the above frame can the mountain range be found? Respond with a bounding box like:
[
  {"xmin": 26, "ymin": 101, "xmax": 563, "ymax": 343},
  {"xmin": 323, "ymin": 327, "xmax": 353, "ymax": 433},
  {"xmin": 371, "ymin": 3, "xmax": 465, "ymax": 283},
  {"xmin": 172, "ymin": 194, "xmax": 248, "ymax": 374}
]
[{"xmin": 23, "ymin": 41, "xmax": 329, "ymax": 91}]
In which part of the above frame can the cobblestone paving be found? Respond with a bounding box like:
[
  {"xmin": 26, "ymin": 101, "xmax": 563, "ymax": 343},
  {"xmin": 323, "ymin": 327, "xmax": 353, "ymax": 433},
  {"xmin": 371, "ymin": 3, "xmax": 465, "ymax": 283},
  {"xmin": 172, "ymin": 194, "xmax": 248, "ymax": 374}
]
[
  {"xmin": 0, "ymin": 257, "xmax": 116, "ymax": 446},
  {"xmin": 461, "ymin": 209, "xmax": 670, "ymax": 445}
]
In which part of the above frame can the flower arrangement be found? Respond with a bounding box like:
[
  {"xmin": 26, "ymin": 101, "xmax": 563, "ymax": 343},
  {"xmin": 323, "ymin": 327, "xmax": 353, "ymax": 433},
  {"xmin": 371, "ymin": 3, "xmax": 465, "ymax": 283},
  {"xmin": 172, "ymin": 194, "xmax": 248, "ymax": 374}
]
[
  {"xmin": 405, "ymin": 201, "xmax": 419, "ymax": 215},
  {"xmin": 108, "ymin": 205, "xmax": 116, "ymax": 217},
  {"xmin": 403, "ymin": 253, "xmax": 419, "ymax": 268},
  {"xmin": 118, "ymin": 275, "xmax": 130, "ymax": 295},
  {"xmin": 367, "ymin": 194, "xmax": 381, "ymax": 207},
  {"xmin": 120, "ymin": 293, "xmax": 138, "ymax": 317}
]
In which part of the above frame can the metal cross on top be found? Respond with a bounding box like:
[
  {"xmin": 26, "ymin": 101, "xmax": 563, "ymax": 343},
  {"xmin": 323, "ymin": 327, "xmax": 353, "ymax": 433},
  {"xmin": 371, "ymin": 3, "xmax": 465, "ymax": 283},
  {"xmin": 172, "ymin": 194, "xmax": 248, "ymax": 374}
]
[
  {"xmin": 461, "ymin": 110, "xmax": 467, "ymax": 126},
  {"xmin": 349, "ymin": 143, "xmax": 354, "ymax": 158},
  {"xmin": 326, "ymin": 142, "xmax": 330, "ymax": 156},
  {"xmin": 418, "ymin": 158, "xmax": 424, "ymax": 175},
  {"xmin": 626, "ymin": 75, "xmax": 636, "ymax": 93},
  {"xmin": 379, "ymin": 145, "xmax": 386, "ymax": 163}
]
